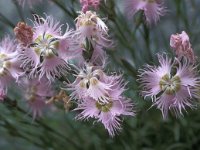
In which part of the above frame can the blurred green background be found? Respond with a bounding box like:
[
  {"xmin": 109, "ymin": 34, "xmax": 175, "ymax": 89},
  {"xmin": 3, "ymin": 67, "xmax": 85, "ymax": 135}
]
[{"xmin": 1, "ymin": 0, "xmax": 200, "ymax": 150}]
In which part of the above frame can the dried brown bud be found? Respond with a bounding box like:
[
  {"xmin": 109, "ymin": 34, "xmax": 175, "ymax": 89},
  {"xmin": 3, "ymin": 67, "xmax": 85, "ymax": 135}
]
[
  {"xmin": 46, "ymin": 90, "xmax": 72, "ymax": 112},
  {"xmin": 14, "ymin": 22, "xmax": 33, "ymax": 46}
]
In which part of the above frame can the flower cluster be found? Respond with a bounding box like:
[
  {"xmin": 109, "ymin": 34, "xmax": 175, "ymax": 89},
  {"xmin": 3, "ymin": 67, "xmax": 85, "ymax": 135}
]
[
  {"xmin": 68, "ymin": 64, "xmax": 135, "ymax": 136},
  {"xmin": 14, "ymin": 15, "xmax": 80, "ymax": 81},
  {"xmin": 1, "ymin": 0, "xmax": 199, "ymax": 139},
  {"xmin": 0, "ymin": 2, "xmax": 135, "ymax": 136},
  {"xmin": 74, "ymin": 11, "xmax": 111, "ymax": 65}
]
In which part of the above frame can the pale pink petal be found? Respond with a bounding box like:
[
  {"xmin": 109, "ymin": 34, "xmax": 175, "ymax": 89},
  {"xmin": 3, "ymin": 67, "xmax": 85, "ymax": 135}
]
[
  {"xmin": 28, "ymin": 97, "xmax": 46, "ymax": 119},
  {"xmin": 75, "ymin": 98, "xmax": 100, "ymax": 120},
  {"xmin": 19, "ymin": 47, "xmax": 40, "ymax": 73},
  {"xmin": 144, "ymin": 1, "xmax": 165, "ymax": 25},
  {"xmin": 39, "ymin": 56, "xmax": 69, "ymax": 81},
  {"xmin": 155, "ymin": 93, "xmax": 175, "ymax": 119},
  {"xmin": 124, "ymin": 0, "xmax": 146, "ymax": 19}
]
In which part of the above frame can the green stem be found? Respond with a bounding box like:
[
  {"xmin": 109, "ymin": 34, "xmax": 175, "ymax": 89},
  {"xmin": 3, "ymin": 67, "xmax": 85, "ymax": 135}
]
[
  {"xmin": 121, "ymin": 58, "xmax": 137, "ymax": 79},
  {"xmin": 142, "ymin": 24, "xmax": 153, "ymax": 61},
  {"xmin": 3, "ymin": 97, "xmax": 81, "ymax": 149},
  {"xmin": 0, "ymin": 116, "xmax": 44, "ymax": 148},
  {"xmin": 0, "ymin": 12, "xmax": 15, "ymax": 28},
  {"xmin": 12, "ymin": 0, "xmax": 25, "ymax": 22},
  {"xmin": 50, "ymin": 0, "xmax": 76, "ymax": 18}
]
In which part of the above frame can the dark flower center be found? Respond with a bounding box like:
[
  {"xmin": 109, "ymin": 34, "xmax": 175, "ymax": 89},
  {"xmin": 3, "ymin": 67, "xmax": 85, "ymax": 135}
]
[
  {"xmin": 31, "ymin": 32, "xmax": 59, "ymax": 58},
  {"xmin": 159, "ymin": 74, "xmax": 181, "ymax": 95},
  {"xmin": 95, "ymin": 101, "xmax": 113, "ymax": 112}
]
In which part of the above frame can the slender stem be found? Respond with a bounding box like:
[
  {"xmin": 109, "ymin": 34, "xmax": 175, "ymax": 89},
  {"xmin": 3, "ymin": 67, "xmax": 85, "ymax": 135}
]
[
  {"xmin": 12, "ymin": 0, "xmax": 25, "ymax": 22},
  {"xmin": 100, "ymin": 3, "xmax": 136, "ymax": 58},
  {"xmin": 142, "ymin": 24, "xmax": 153, "ymax": 61},
  {"xmin": 0, "ymin": 115, "xmax": 44, "ymax": 148},
  {"xmin": 3, "ymin": 97, "xmax": 81, "ymax": 149},
  {"xmin": 0, "ymin": 12, "xmax": 15, "ymax": 28},
  {"xmin": 50, "ymin": 0, "xmax": 76, "ymax": 18},
  {"xmin": 121, "ymin": 59, "xmax": 137, "ymax": 79}
]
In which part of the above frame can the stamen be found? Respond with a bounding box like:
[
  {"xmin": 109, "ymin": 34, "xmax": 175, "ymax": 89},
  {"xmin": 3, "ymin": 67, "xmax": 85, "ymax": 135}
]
[
  {"xmin": 95, "ymin": 101, "xmax": 113, "ymax": 112},
  {"xmin": 46, "ymin": 90, "xmax": 71, "ymax": 112},
  {"xmin": 30, "ymin": 32, "xmax": 59, "ymax": 58},
  {"xmin": 0, "ymin": 53, "xmax": 11, "ymax": 75}
]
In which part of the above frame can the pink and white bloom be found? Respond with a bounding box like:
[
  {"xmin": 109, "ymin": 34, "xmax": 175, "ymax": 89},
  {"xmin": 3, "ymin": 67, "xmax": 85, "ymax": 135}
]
[
  {"xmin": 124, "ymin": 0, "xmax": 166, "ymax": 25},
  {"xmin": 17, "ymin": 0, "xmax": 42, "ymax": 8},
  {"xmin": 68, "ymin": 64, "xmax": 125, "ymax": 103},
  {"xmin": 68, "ymin": 64, "xmax": 135, "ymax": 136},
  {"xmin": 74, "ymin": 11, "xmax": 111, "ymax": 64},
  {"xmin": 75, "ymin": 11, "xmax": 110, "ymax": 47},
  {"xmin": 75, "ymin": 96, "xmax": 134, "ymax": 137},
  {"xmin": 80, "ymin": 0, "xmax": 101, "ymax": 12},
  {"xmin": 170, "ymin": 31, "xmax": 195, "ymax": 62},
  {"xmin": 18, "ymin": 15, "xmax": 80, "ymax": 81},
  {"xmin": 0, "ymin": 36, "xmax": 23, "ymax": 98},
  {"xmin": 139, "ymin": 54, "xmax": 200, "ymax": 119},
  {"xmin": 21, "ymin": 77, "xmax": 54, "ymax": 119}
]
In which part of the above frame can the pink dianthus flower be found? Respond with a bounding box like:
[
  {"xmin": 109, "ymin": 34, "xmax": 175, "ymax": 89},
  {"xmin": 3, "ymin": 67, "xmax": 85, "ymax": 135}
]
[
  {"xmin": 74, "ymin": 11, "xmax": 111, "ymax": 65},
  {"xmin": 21, "ymin": 77, "xmax": 54, "ymax": 119},
  {"xmin": 68, "ymin": 64, "xmax": 135, "ymax": 136},
  {"xmin": 139, "ymin": 54, "xmax": 200, "ymax": 119},
  {"xmin": 0, "ymin": 36, "xmax": 23, "ymax": 98},
  {"xmin": 75, "ymin": 97, "xmax": 134, "ymax": 137},
  {"xmin": 17, "ymin": 15, "xmax": 80, "ymax": 81}
]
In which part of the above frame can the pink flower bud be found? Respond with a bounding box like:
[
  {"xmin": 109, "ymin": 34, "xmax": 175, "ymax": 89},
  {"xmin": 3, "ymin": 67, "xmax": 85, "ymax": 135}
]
[{"xmin": 170, "ymin": 31, "xmax": 195, "ymax": 62}]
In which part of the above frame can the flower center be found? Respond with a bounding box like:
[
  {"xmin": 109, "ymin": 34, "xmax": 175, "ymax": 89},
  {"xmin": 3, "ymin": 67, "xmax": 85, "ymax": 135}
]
[
  {"xmin": 79, "ymin": 77, "xmax": 99, "ymax": 89},
  {"xmin": 77, "ymin": 11, "xmax": 97, "ymax": 27},
  {"xmin": 79, "ymin": 67, "xmax": 103, "ymax": 89},
  {"xmin": 95, "ymin": 101, "xmax": 113, "ymax": 112},
  {"xmin": 0, "ymin": 53, "xmax": 6, "ymax": 68},
  {"xmin": 159, "ymin": 74, "xmax": 181, "ymax": 95},
  {"xmin": 0, "ymin": 53, "xmax": 11, "ymax": 76},
  {"xmin": 31, "ymin": 33, "xmax": 59, "ymax": 58}
]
